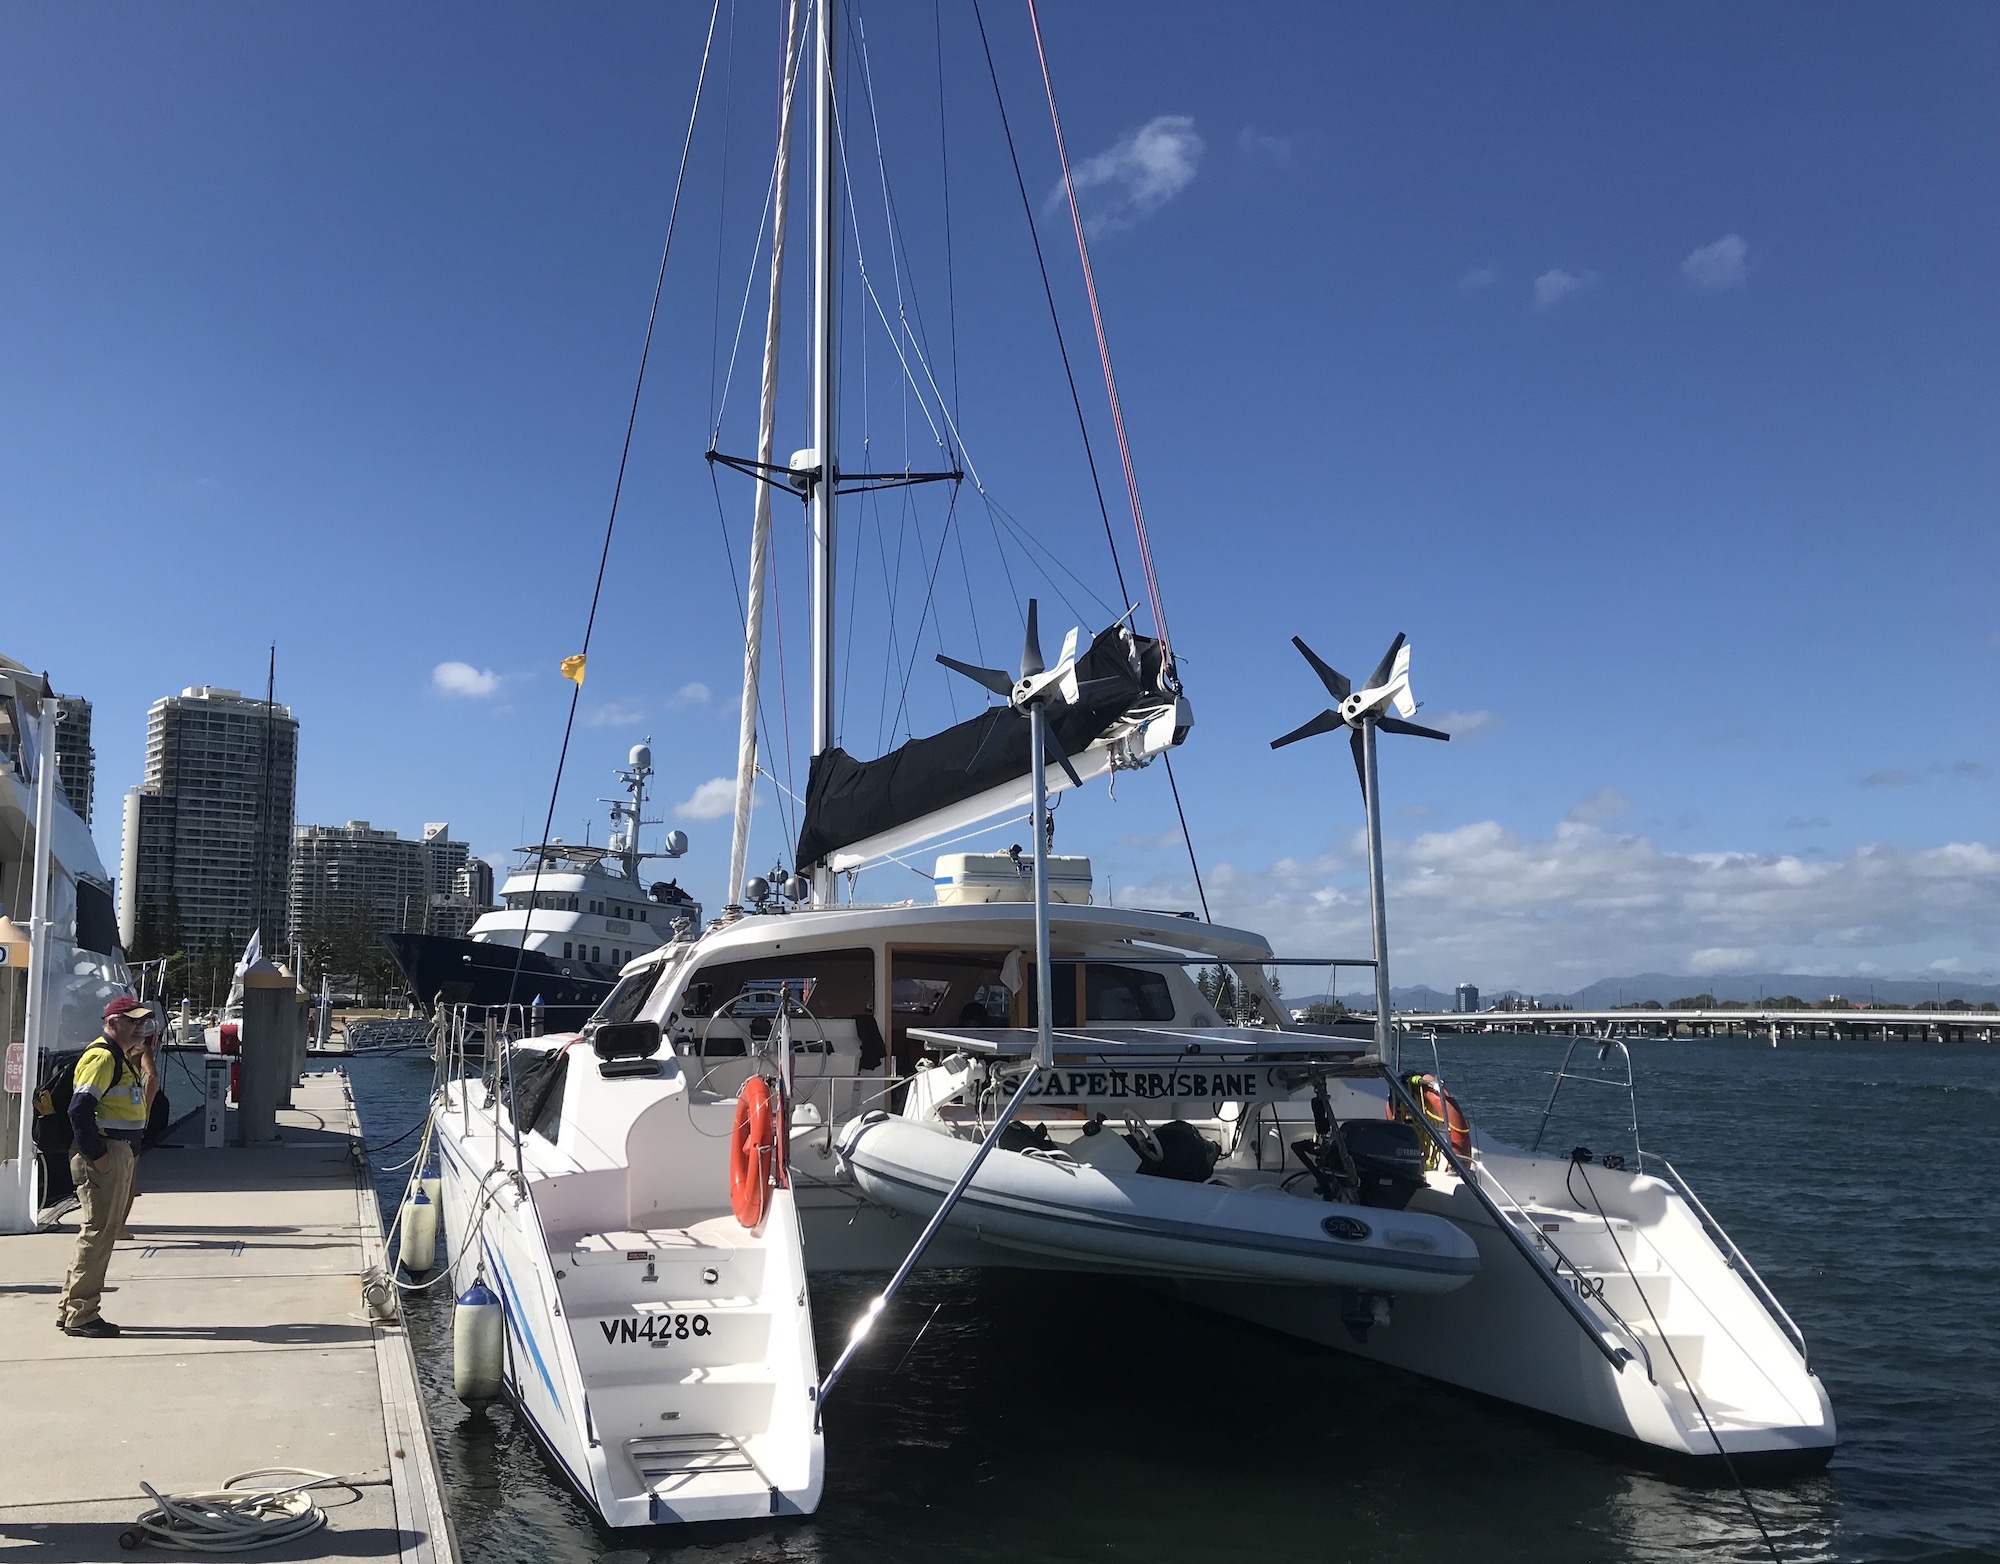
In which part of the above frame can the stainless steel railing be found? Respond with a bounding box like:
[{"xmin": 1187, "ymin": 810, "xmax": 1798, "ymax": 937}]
[{"xmin": 1643, "ymin": 1151, "xmax": 1810, "ymax": 1369}]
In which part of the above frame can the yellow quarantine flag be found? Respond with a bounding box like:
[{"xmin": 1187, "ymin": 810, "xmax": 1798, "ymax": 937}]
[{"xmin": 559, "ymin": 653, "xmax": 587, "ymax": 686}]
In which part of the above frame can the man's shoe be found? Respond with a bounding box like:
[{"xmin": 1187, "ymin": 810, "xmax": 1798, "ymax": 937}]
[{"xmin": 62, "ymin": 1317, "xmax": 120, "ymax": 1339}]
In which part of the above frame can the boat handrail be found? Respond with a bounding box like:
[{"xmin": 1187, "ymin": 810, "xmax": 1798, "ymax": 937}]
[
  {"xmin": 1380, "ymin": 1068, "xmax": 1654, "ymax": 1381},
  {"xmin": 1531, "ymin": 1032, "xmax": 1642, "ymax": 1168},
  {"xmin": 1643, "ymin": 1151, "xmax": 1810, "ymax": 1369}
]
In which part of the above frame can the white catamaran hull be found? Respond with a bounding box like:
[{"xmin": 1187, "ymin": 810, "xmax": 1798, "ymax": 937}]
[
  {"xmin": 433, "ymin": 1061, "xmax": 824, "ymax": 1528},
  {"xmin": 1169, "ymin": 1148, "xmax": 1836, "ymax": 1467}
]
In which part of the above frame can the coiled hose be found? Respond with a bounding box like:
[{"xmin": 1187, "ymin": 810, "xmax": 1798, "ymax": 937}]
[{"xmin": 121, "ymin": 1468, "xmax": 360, "ymax": 1552}]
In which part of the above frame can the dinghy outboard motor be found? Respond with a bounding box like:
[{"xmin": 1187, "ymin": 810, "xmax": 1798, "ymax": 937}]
[{"xmin": 1338, "ymin": 1119, "xmax": 1428, "ymax": 1210}]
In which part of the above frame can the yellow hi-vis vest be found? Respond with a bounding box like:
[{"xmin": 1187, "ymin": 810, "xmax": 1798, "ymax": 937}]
[{"xmin": 74, "ymin": 1038, "xmax": 146, "ymax": 1134}]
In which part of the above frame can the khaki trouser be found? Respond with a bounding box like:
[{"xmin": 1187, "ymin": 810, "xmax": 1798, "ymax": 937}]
[{"xmin": 58, "ymin": 1138, "xmax": 136, "ymax": 1327}]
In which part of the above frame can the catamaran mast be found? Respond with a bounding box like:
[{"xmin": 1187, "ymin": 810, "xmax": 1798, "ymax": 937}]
[
  {"xmin": 726, "ymin": 0, "xmax": 804, "ymax": 910},
  {"xmin": 808, "ymin": 0, "xmax": 837, "ymax": 900},
  {"xmin": 809, "ymin": 0, "xmax": 837, "ymax": 755}
]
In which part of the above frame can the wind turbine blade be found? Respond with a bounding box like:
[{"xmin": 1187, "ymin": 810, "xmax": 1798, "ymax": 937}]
[
  {"xmin": 1042, "ymin": 722, "xmax": 1085, "ymax": 789},
  {"xmin": 1388, "ymin": 642, "xmax": 1417, "ymax": 717},
  {"xmin": 1350, "ymin": 727, "xmax": 1368, "ymax": 800},
  {"xmin": 1365, "ymin": 632, "xmax": 1407, "ymax": 696},
  {"xmin": 1021, "ymin": 599, "xmax": 1044, "ymax": 679},
  {"xmin": 1291, "ymin": 637, "xmax": 1351, "ymax": 701},
  {"xmin": 967, "ymin": 709, "xmax": 1022, "ymax": 774},
  {"xmin": 935, "ymin": 653, "xmax": 1015, "ymax": 699},
  {"xmin": 1378, "ymin": 716, "xmax": 1451, "ymax": 742},
  {"xmin": 1269, "ymin": 709, "xmax": 1345, "ymax": 749}
]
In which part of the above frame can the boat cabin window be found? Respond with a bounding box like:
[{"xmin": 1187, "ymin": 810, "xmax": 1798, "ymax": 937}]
[
  {"xmin": 891, "ymin": 977, "xmax": 954, "ymax": 1016},
  {"xmin": 679, "ymin": 948, "xmax": 876, "ymax": 1023},
  {"xmin": 505, "ymin": 892, "xmax": 577, "ymax": 912},
  {"xmin": 592, "ymin": 967, "xmax": 659, "ymax": 1028},
  {"xmin": 1025, "ymin": 962, "xmax": 1177, "ymax": 1026}
]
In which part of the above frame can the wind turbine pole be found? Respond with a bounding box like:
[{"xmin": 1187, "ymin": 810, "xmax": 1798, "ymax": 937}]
[
  {"xmin": 1030, "ymin": 702, "xmax": 1055, "ymax": 1071},
  {"xmin": 1361, "ymin": 716, "xmax": 1396, "ymax": 1075}
]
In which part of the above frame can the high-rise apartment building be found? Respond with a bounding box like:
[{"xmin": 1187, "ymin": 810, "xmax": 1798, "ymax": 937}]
[
  {"xmin": 53, "ymin": 695, "xmax": 93, "ymax": 824},
  {"xmin": 119, "ymin": 686, "xmax": 298, "ymax": 954},
  {"xmin": 289, "ymin": 820, "xmax": 484, "ymax": 942}
]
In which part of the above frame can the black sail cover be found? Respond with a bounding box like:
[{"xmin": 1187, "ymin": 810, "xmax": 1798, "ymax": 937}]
[{"xmin": 796, "ymin": 626, "xmax": 1169, "ymax": 870}]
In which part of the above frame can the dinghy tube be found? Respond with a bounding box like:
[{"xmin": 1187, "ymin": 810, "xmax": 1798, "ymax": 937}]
[{"xmin": 839, "ymin": 1115, "xmax": 1479, "ymax": 1291}]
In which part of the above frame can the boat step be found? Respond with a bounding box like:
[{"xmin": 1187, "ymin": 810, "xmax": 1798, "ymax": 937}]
[
  {"xmin": 591, "ymin": 1370, "xmax": 778, "ymax": 1440},
  {"xmin": 1574, "ymin": 1271, "xmax": 1674, "ymax": 1320},
  {"xmin": 564, "ymin": 1225, "xmax": 767, "ymax": 1300},
  {"xmin": 628, "ymin": 1430, "xmax": 757, "ymax": 1480}
]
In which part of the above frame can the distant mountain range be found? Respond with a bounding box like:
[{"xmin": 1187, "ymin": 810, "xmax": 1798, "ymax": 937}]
[{"xmin": 1283, "ymin": 971, "xmax": 2000, "ymax": 1012}]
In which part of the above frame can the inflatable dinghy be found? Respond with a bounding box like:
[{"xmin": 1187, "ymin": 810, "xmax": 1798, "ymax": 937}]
[{"xmin": 839, "ymin": 1114, "xmax": 1479, "ymax": 1291}]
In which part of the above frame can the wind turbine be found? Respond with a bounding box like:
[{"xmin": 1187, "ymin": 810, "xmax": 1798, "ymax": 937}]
[
  {"xmin": 817, "ymin": 599, "xmax": 1112, "ymax": 1410},
  {"xmin": 1272, "ymin": 632, "xmax": 1449, "ymax": 1069},
  {"xmin": 936, "ymin": 598, "xmax": 1118, "ymax": 1064}
]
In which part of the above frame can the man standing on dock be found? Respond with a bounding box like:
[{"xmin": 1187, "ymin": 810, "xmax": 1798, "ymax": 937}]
[{"xmin": 56, "ymin": 996, "xmax": 153, "ymax": 1338}]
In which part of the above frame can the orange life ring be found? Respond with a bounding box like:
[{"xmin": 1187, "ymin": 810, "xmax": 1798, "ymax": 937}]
[
  {"xmin": 729, "ymin": 1076, "xmax": 784, "ymax": 1229},
  {"xmin": 1405, "ymin": 1071, "xmax": 1473, "ymax": 1159}
]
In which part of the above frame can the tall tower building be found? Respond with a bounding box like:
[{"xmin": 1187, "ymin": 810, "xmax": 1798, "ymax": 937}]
[
  {"xmin": 289, "ymin": 820, "xmax": 482, "ymax": 942},
  {"xmin": 119, "ymin": 686, "xmax": 299, "ymax": 955},
  {"xmin": 53, "ymin": 695, "xmax": 94, "ymax": 824},
  {"xmin": 289, "ymin": 822, "xmax": 427, "ymax": 942}
]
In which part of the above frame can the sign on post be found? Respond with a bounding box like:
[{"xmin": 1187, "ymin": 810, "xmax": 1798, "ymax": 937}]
[{"xmin": 203, "ymin": 1055, "xmax": 230, "ymax": 1149}]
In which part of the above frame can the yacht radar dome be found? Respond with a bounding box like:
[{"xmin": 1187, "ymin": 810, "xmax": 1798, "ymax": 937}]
[{"xmin": 629, "ymin": 742, "xmax": 653, "ymax": 772}]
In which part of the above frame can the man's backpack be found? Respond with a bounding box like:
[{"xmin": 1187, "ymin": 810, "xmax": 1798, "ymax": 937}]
[{"xmin": 32, "ymin": 1043, "xmax": 127, "ymax": 1154}]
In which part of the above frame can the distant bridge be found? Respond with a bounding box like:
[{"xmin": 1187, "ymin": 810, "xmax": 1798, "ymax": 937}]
[{"xmin": 1398, "ymin": 1007, "xmax": 1998, "ymax": 1044}]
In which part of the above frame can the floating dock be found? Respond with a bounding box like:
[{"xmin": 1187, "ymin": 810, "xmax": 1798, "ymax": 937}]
[{"xmin": 0, "ymin": 1071, "xmax": 458, "ymax": 1563}]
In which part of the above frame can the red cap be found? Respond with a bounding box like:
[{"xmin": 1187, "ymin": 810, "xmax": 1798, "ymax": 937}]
[{"xmin": 103, "ymin": 995, "xmax": 148, "ymax": 1021}]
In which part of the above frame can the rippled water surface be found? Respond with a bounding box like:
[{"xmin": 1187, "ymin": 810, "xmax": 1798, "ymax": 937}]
[{"xmin": 346, "ymin": 1035, "xmax": 2000, "ymax": 1564}]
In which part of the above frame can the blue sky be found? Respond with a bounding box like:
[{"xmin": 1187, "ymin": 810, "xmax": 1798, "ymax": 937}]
[{"xmin": 3, "ymin": 2, "xmax": 1994, "ymax": 989}]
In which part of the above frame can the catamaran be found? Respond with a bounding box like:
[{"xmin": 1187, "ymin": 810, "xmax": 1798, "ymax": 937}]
[{"xmin": 423, "ymin": 0, "xmax": 1834, "ymax": 1532}]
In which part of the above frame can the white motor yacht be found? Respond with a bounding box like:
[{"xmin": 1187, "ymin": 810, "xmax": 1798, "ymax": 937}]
[{"xmin": 385, "ymin": 744, "xmax": 700, "ymax": 1030}]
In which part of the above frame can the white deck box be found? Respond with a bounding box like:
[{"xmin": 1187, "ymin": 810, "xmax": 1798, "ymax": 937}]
[{"xmin": 934, "ymin": 853, "xmax": 1093, "ymax": 906}]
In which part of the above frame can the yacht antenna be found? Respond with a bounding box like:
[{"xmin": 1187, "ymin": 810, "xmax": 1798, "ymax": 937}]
[
  {"xmin": 1271, "ymin": 633, "xmax": 1450, "ymax": 1072},
  {"xmin": 615, "ymin": 741, "xmax": 653, "ymax": 883}
]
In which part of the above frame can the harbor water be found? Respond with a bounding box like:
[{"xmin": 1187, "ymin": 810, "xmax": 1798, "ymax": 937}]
[{"xmin": 346, "ymin": 1035, "xmax": 2000, "ymax": 1564}]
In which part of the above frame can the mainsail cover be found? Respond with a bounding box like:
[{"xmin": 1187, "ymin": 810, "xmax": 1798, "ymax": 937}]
[{"xmin": 796, "ymin": 626, "xmax": 1171, "ymax": 871}]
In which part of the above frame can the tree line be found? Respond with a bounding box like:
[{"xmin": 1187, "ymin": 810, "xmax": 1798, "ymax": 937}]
[{"xmin": 127, "ymin": 899, "xmax": 406, "ymax": 1007}]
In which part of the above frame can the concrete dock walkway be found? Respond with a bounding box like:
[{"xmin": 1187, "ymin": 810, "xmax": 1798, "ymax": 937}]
[{"xmin": 0, "ymin": 1072, "xmax": 457, "ymax": 1563}]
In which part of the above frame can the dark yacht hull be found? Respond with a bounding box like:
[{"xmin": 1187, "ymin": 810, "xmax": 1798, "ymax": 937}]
[{"xmin": 382, "ymin": 932, "xmax": 619, "ymax": 1030}]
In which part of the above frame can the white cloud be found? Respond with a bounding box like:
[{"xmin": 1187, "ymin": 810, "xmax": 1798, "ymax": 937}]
[
  {"xmin": 1457, "ymin": 267, "xmax": 1498, "ymax": 293},
  {"xmin": 1534, "ymin": 268, "xmax": 1598, "ymax": 309},
  {"xmin": 1682, "ymin": 233, "xmax": 1749, "ymax": 290},
  {"xmin": 668, "ymin": 682, "xmax": 712, "ymax": 709},
  {"xmin": 1236, "ymin": 126, "xmax": 1291, "ymax": 164},
  {"xmin": 1433, "ymin": 709, "xmax": 1505, "ymax": 741},
  {"xmin": 1567, "ymin": 785, "xmax": 1631, "ymax": 823},
  {"xmin": 1111, "ymin": 824, "xmax": 2000, "ymax": 989},
  {"xmin": 1051, "ymin": 115, "xmax": 1204, "ymax": 235},
  {"xmin": 675, "ymin": 777, "xmax": 738, "ymax": 821},
  {"xmin": 431, "ymin": 661, "xmax": 500, "ymax": 699},
  {"xmin": 582, "ymin": 702, "xmax": 646, "ymax": 729},
  {"xmin": 1689, "ymin": 946, "xmax": 1760, "ymax": 976}
]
